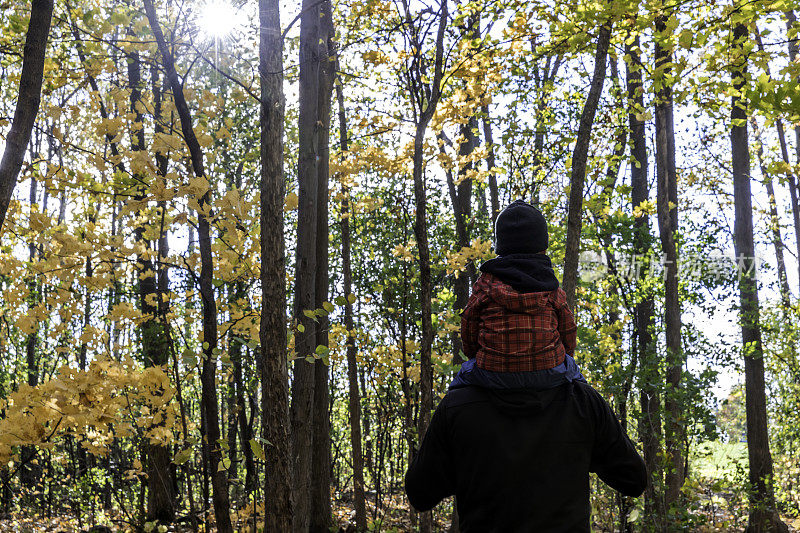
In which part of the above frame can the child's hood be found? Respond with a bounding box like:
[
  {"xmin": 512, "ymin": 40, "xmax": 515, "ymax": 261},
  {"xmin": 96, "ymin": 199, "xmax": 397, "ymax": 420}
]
[
  {"xmin": 478, "ymin": 253, "xmax": 561, "ymax": 313},
  {"xmin": 479, "ymin": 272, "xmax": 560, "ymax": 314}
]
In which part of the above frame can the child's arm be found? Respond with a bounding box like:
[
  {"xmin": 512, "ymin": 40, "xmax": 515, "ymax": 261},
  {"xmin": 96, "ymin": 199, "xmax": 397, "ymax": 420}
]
[
  {"xmin": 460, "ymin": 276, "xmax": 488, "ymax": 359},
  {"xmin": 555, "ymin": 287, "xmax": 577, "ymax": 355}
]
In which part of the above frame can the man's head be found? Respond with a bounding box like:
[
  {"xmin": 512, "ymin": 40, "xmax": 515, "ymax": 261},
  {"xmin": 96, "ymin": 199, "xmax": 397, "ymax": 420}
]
[{"xmin": 494, "ymin": 200, "xmax": 548, "ymax": 256}]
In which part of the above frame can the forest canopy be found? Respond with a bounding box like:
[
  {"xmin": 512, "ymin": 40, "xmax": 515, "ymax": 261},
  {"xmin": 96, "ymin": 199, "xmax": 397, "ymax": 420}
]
[{"xmin": 1, "ymin": 0, "xmax": 800, "ymax": 531}]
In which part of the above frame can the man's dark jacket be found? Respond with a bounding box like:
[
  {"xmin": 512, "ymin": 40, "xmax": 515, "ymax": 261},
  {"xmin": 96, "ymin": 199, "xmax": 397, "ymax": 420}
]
[{"xmin": 404, "ymin": 382, "xmax": 647, "ymax": 532}]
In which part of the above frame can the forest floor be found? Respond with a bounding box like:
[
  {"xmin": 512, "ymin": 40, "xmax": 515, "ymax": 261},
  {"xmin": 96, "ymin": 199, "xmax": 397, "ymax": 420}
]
[
  {"xmin": 2, "ymin": 463, "xmax": 800, "ymax": 533},
  {"xmin": 1, "ymin": 497, "xmax": 798, "ymax": 533}
]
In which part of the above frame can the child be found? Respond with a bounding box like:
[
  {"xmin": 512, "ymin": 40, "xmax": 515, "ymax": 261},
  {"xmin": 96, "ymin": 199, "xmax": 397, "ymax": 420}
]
[{"xmin": 451, "ymin": 200, "xmax": 585, "ymax": 389}]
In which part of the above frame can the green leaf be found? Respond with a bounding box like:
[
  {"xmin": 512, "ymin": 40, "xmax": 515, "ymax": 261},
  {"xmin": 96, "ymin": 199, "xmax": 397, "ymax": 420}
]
[
  {"xmin": 173, "ymin": 448, "xmax": 193, "ymax": 465},
  {"xmin": 250, "ymin": 439, "xmax": 265, "ymax": 460},
  {"xmin": 334, "ymin": 295, "xmax": 347, "ymax": 306},
  {"xmin": 347, "ymin": 293, "xmax": 356, "ymax": 304},
  {"xmin": 322, "ymin": 301, "xmax": 334, "ymax": 313},
  {"xmin": 314, "ymin": 343, "xmax": 329, "ymax": 356}
]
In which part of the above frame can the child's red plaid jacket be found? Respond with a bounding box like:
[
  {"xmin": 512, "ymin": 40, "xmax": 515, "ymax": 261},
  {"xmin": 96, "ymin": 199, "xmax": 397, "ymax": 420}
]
[{"xmin": 461, "ymin": 272, "xmax": 577, "ymax": 372}]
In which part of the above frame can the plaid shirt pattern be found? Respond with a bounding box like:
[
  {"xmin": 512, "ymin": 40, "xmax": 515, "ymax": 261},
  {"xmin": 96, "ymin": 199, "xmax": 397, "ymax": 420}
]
[{"xmin": 461, "ymin": 273, "xmax": 577, "ymax": 372}]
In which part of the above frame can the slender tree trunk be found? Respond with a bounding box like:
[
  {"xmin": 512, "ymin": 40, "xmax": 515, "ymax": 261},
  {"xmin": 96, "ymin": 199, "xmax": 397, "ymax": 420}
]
[
  {"xmin": 626, "ymin": 32, "xmax": 665, "ymax": 531},
  {"xmin": 562, "ymin": 21, "xmax": 613, "ymax": 309},
  {"xmin": 399, "ymin": 266, "xmax": 417, "ymax": 527},
  {"xmin": 751, "ymin": 32, "xmax": 793, "ymax": 305},
  {"xmin": 654, "ymin": 11, "xmax": 685, "ymax": 509},
  {"xmin": 336, "ymin": 74, "xmax": 367, "ymax": 532},
  {"xmin": 398, "ymin": 4, "xmax": 447, "ymax": 530},
  {"xmin": 406, "ymin": 0, "xmax": 448, "ymax": 436},
  {"xmin": 448, "ymin": 14, "xmax": 479, "ymax": 332},
  {"xmin": 784, "ymin": 11, "xmax": 800, "ymax": 293},
  {"xmin": 0, "ymin": 0, "xmax": 53, "ymax": 232},
  {"xmin": 311, "ymin": 3, "xmax": 334, "ymax": 530},
  {"xmin": 152, "ymin": 68, "xmax": 199, "ymax": 532},
  {"xmin": 597, "ymin": 59, "xmax": 632, "ymax": 532},
  {"xmin": 290, "ymin": 0, "xmax": 323, "ymax": 529},
  {"xmin": 127, "ymin": 46, "xmax": 175, "ymax": 524},
  {"xmin": 229, "ymin": 346, "xmax": 255, "ymax": 496},
  {"xmin": 481, "ymin": 106, "xmax": 500, "ymax": 223},
  {"xmin": 752, "ymin": 120, "xmax": 792, "ymax": 306},
  {"xmin": 20, "ymin": 173, "xmax": 41, "ymax": 496},
  {"xmin": 76, "ymin": 248, "xmax": 93, "ymax": 490},
  {"xmin": 730, "ymin": 19, "xmax": 789, "ymax": 533},
  {"xmin": 443, "ymin": 113, "xmax": 476, "ymax": 367},
  {"xmin": 142, "ymin": 2, "xmax": 233, "ymax": 530},
  {"xmin": 407, "ymin": 4, "xmax": 448, "ymax": 530},
  {"xmin": 258, "ymin": 0, "xmax": 293, "ymax": 528},
  {"xmin": 530, "ymin": 54, "xmax": 563, "ymax": 203}
]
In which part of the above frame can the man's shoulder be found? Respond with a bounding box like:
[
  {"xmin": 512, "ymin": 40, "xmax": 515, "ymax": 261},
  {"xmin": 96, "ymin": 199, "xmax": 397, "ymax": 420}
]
[
  {"xmin": 442, "ymin": 385, "xmax": 491, "ymax": 409},
  {"xmin": 442, "ymin": 382, "xmax": 607, "ymax": 410}
]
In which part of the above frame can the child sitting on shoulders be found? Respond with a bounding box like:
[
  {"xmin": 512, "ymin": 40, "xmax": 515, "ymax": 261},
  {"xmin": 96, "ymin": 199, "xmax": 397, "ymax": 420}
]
[{"xmin": 451, "ymin": 199, "xmax": 585, "ymax": 390}]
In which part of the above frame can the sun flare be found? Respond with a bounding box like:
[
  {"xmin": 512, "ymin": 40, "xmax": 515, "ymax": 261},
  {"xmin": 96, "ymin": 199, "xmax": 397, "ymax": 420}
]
[{"xmin": 197, "ymin": 1, "xmax": 241, "ymax": 40}]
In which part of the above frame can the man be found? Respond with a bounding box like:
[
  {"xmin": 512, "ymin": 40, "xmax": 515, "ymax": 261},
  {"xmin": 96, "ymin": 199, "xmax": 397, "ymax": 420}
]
[
  {"xmin": 404, "ymin": 382, "xmax": 647, "ymax": 531},
  {"xmin": 405, "ymin": 201, "xmax": 647, "ymax": 531}
]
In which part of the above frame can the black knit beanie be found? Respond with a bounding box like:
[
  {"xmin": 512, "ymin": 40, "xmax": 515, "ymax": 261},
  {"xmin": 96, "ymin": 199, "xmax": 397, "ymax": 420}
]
[{"xmin": 494, "ymin": 200, "xmax": 548, "ymax": 255}]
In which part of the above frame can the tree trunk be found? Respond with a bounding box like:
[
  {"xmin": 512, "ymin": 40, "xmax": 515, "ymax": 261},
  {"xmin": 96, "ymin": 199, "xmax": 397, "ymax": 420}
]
[
  {"xmin": 597, "ymin": 58, "xmax": 632, "ymax": 533},
  {"xmin": 730, "ymin": 20, "xmax": 789, "ymax": 533},
  {"xmin": 142, "ymin": 2, "xmax": 232, "ymax": 530},
  {"xmin": 481, "ymin": 106, "xmax": 500, "ymax": 223},
  {"xmin": 127, "ymin": 46, "xmax": 175, "ymax": 524},
  {"xmin": 654, "ymin": 12, "xmax": 685, "ymax": 509},
  {"xmin": 412, "ymin": 115, "xmax": 436, "ymax": 532},
  {"xmin": 336, "ymin": 73, "xmax": 367, "ymax": 532},
  {"xmin": 784, "ymin": 11, "xmax": 800, "ymax": 294},
  {"xmin": 626, "ymin": 32, "xmax": 665, "ymax": 531},
  {"xmin": 751, "ymin": 32, "xmax": 793, "ymax": 306},
  {"xmin": 531, "ymin": 54, "xmax": 563, "ymax": 203},
  {"xmin": 405, "ymin": 4, "xmax": 448, "ymax": 531},
  {"xmin": 752, "ymin": 120, "xmax": 791, "ymax": 307},
  {"xmin": 562, "ymin": 21, "xmax": 612, "ymax": 309},
  {"xmin": 258, "ymin": 0, "xmax": 293, "ymax": 529},
  {"xmin": 290, "ymin": 0, "xmax": 323, "ymax": 529},
  {"xmin": 152, "ymin": 66, "xmax": 199, "ymax": 532},
  {"xmin": 443, "ymin": 113, "xmax": 477, "ymax": 368},
  {"xmin": 311, "ymin": 3, "xmax": 334, "ymax": 530},
  {"xmin": 20, "ymin": 172, "xmax": 41, "ymax": 497},
  {"xmin": 0, "ymin": 0, "xmax": 53, "ymax": 232}
]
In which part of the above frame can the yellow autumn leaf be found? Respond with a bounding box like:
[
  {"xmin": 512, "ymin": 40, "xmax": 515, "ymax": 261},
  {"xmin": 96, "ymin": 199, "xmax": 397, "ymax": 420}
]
[{"xmin": 285, "ymin": 192, "xmax": 299, "ymax": 211}]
